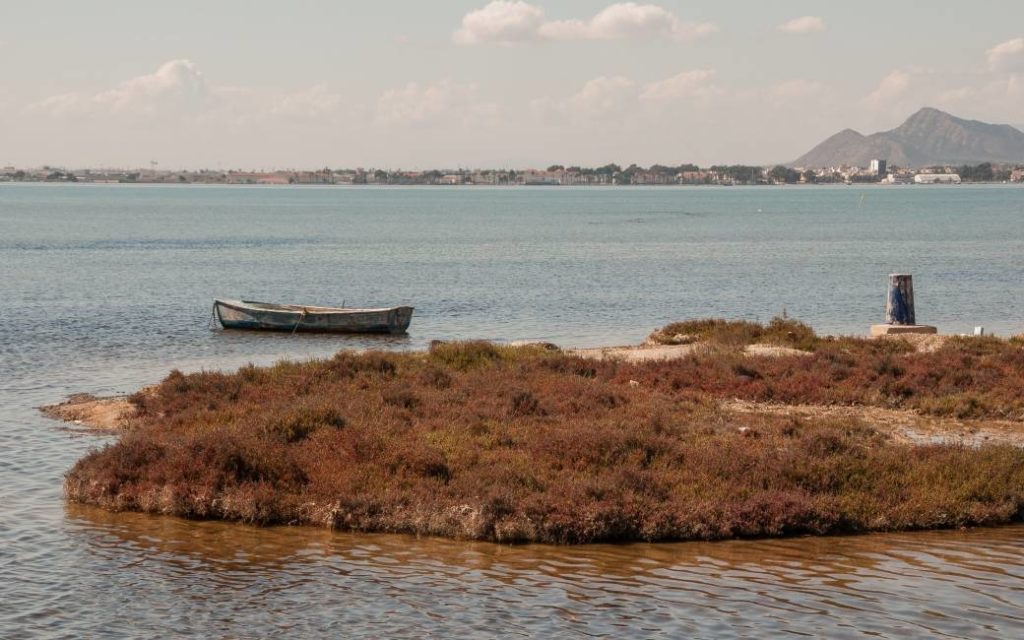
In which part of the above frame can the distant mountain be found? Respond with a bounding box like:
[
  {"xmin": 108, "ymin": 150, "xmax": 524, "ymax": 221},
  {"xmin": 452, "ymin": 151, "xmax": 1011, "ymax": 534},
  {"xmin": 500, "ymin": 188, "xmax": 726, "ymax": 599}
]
[{"xmin": 793, "ymin": 108, "xmax": 1024, "ymax": 168}]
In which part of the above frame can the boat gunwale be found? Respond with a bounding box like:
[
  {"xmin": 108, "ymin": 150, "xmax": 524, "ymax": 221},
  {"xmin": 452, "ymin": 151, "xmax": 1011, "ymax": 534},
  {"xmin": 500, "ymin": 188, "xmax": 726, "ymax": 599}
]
[{"xmin": 215, "ymin": 299, "xmax": 413, "ymax": 315}]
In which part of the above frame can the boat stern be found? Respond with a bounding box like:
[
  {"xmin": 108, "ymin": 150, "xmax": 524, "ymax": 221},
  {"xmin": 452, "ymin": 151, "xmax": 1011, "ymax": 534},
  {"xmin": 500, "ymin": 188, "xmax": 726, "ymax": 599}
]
[{"xmin": 391, "ymin": 306, "xmax": 415, "ymax": 333}]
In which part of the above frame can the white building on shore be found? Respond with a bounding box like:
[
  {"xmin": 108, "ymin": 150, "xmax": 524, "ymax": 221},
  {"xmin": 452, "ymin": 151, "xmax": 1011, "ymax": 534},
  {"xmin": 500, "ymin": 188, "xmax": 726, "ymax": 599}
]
[{"xmin": 913, "ymin": 173, "xmax": 961, "ymax": 184}]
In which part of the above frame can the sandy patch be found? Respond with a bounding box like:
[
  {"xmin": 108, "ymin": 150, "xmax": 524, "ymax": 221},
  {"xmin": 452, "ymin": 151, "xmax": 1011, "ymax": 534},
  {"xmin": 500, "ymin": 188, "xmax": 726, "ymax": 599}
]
[
  {"xmin": 573, "ymin": 332, "xmax": 960, "ymax": 363},
  {"xmin": 723, "ymin": 399, "xmax": 1024, "ymax": 447},
  {"xmin": 877, "ymin": 333, "xmax": 952, "ymax": 353},
  {"xmin": 741, "ymin": 344, "xmax": 814, "ymax": 358},
  {"xmin": 570, "ymin": 343, "xmax": 702, "ymax": 362},
  {"xmin": 40, "ymin": 394, "xmax": 136, "ymax": 430},
  {"xmin": 571, "ymin": 342, "xmax": 814, "ymax": 362}
]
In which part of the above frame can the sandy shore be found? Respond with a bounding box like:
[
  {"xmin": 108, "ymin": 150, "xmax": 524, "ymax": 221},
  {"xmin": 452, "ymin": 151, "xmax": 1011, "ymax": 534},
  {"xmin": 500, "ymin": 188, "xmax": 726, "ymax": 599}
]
[
  {"xmin": 569, "ymin": 332, "xmax": 952, "ymax": 362},
  {"xmin": 40, "ymin": 394, "xmax": 136, "ymax": 431}
]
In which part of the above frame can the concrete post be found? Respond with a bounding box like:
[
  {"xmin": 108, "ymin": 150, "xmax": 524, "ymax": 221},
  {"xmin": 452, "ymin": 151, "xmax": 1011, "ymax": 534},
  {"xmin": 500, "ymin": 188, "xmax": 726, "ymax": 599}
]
[
  {"xmin": 885, "ymin": 274, "xmax": 915, "ymax": 325},
  {"xmin": 870, "ymin": 273, "xmax": 937, "ymax": 336}
]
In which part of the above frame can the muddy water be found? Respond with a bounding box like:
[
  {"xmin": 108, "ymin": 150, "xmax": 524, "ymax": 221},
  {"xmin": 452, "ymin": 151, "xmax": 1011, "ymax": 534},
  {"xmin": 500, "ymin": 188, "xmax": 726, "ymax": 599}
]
[
  {"xmin": 25, "ymin": 506, "xmax": 1024, "ymax": 638},
  {"xmin": 3, "ymin": 184, "xmax": 1024, "ymax": 637}
]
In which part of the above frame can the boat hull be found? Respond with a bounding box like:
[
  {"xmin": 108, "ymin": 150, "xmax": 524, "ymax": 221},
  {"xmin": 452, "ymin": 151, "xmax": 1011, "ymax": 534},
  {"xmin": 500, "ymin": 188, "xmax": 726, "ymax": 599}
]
[{"xmin": 214, "ymin": 300, "xmax": 413, "ymax": 334}]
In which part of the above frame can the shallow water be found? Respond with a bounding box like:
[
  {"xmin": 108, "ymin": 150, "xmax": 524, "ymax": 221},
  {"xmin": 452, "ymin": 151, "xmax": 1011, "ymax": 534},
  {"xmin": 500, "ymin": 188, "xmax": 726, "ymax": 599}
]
[
  {"xmin": 15, "ymin": 506, "xmax": 1021, "ymax": 638},
  {"xmin": 2, "ymin": 183, "xmax": 1023, "ymax": 637}
]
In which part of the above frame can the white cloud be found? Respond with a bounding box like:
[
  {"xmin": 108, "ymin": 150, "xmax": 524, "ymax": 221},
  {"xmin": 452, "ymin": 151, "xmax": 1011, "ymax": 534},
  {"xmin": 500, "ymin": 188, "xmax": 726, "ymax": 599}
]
[
  {"xmin": 30, "ymin": 60, "xmax": 357, "ymax": 129},
  {"xmin": 936, "ymin": 75, "xmax": 1024, "ymax": 122},
  {"xmin": 857, "ymin": 48, "xmax": 1024, "ymax": 125},
  {"xmin": 1010, "ymin": 74, "xmax": 1024, "ymax": 99},
  {"xmin": 861, "ymin": 69, "xmax": 911, "ymax": 109},
  {"xmin": 562, "ymin": 3, "xmax": 715, "ymax": 41},
  {"xmin": 532, "ymin": 75, "xmax": 636, "ymax": 123},
  {"xmin": 778, "ymin": 16, "xmax": 825, "ymax": 35},
  {"xmin": 454, "ymin": 1, "xmax": 547, "ymax": 45},
  {"xmin": 567, "ymin": 76, "xmax": 636, "ymax": 116},
  {"xmin": 375, "ymin": 80, "xmax": 498, "ymax": 126},
  {"xmin": 536, "ymin": 69, "xmax": 723, "ymax": 125},
  {"xmin": 987, "ymin": 37, "xmax": 1024, "ymax": 73},
  {"xmin": 34, "ymin": 60, "xmax": 210, "ymax": 117},
  {"xmin": 936, "ymin": 85, "xmax": 975, "ymax": 104},
  {"xmin": 639, "ymin": 69, "xmax": 719, "ymax": 102},
  {"xmin": 932, "ymin": 39, "xmax": 1024, "ymax": 121},
  {"xmin": 270, "ymin": 84, "xmax": 343, "ymax": 119},
  {"xmin": 767, "ymin": 79, "xmax": 826, "ymax": 107},
  {"xmin": 20, "ymin": 36, "xmax": 1020, "ymax": 170},
  {"xmin": 454, "ymin": 1, "xmax": 716, "ymax": 45}
]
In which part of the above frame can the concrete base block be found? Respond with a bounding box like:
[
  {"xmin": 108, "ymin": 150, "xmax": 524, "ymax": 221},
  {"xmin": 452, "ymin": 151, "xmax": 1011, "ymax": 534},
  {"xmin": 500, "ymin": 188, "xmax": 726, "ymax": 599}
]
[{"xmin": 870, "ymin": 324, "xmax": 938, "ymax": 336}]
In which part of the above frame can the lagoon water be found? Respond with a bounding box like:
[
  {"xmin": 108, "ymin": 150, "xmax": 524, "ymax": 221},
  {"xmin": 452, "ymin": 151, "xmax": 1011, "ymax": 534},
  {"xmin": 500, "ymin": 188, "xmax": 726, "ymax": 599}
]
[{"xmin": 2, "ymin": 183, "xmax": 1023, "ymax": 637}]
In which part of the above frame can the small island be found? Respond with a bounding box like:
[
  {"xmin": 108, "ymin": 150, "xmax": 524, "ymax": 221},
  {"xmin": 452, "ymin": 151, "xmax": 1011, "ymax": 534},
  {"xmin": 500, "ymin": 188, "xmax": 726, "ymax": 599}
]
[{"xmin": 58, "ymin": 318, "xmax": 1024, "ymax": 544}]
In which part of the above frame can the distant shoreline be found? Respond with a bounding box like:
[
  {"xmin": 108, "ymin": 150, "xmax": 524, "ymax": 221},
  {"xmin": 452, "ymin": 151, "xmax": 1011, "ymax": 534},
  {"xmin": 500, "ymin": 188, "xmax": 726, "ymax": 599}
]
[
  {"xmin": 5, "ymin": 158, "xmax": 1022, "ymax": 187},
  {"xmin": 3, "ymin": 180, "xmax": 1021, "ymax": 188}
]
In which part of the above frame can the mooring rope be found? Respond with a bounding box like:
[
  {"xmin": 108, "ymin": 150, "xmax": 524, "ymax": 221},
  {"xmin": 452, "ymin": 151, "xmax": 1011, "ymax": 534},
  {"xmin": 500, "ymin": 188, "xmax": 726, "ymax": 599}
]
[{"xmin": 291, "ymin": 308, "xmax": 310, "ymax": 335}]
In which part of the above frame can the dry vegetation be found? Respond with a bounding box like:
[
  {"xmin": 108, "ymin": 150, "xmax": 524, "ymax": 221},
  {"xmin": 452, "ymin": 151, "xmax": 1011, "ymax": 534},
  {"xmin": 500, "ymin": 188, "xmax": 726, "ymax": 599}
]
[
  {"xmin": 65, "ymin": 320, "xmax": 1024, "ymax": 544},
  {"xmin": 648, "ymin": 316, "xmax": 820, "ymax": 350}
]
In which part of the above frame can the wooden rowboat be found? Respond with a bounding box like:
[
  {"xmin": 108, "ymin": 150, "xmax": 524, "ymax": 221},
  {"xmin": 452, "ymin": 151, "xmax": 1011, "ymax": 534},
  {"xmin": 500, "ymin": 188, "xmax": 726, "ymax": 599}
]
[{"xmin": 214, "ymin": 299, "xmax": 414, "ymax": 334}]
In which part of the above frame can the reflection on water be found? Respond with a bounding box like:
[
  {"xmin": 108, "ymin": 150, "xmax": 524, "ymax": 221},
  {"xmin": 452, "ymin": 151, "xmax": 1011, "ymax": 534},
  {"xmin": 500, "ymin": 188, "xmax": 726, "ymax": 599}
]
[{"xmin": 53, "ymin": 505, "xmax": 1024, "ymax": 638}]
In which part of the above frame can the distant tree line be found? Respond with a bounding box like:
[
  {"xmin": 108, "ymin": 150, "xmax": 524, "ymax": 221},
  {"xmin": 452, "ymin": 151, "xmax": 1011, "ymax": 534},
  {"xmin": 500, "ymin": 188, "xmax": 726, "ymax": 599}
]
[
  {"xmin": 547, "ymin": 163, "xmax": 624, "ymax": 176},
  {"xmin": 768, "ymin": 165, "xmax": 801, "ymax": 184},
  {"xmin": 5, "ymin": 161, "xmax": 1022, "ymax": 185},
  {"xmin": 955, "ymin": 162, "xmax": 1015, "ymax": 182},
  {"xmin": 915, "ymin": 163, "xmax": 1016, "ymax": 182},
  {"xmin": 709, "ymin": 165, "xmax": 765, "ymax": 184},
  {"xmin": 1, "ymin": 167, "xmax": 77, "ymax": 182}
]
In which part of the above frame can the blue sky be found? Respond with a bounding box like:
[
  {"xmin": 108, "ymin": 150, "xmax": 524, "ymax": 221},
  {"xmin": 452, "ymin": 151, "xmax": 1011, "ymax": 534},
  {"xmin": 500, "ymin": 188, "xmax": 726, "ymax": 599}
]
[{"xmin": 1, "ymin": 1, "xmax": 1022, "ymax": 168}]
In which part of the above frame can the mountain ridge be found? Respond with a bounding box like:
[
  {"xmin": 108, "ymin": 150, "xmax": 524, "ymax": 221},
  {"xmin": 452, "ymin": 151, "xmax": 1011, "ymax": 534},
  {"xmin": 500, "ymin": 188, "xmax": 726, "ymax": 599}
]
[{"xmin": 793, "ymin": 108, "xmax": 1024, "ymax": 168}]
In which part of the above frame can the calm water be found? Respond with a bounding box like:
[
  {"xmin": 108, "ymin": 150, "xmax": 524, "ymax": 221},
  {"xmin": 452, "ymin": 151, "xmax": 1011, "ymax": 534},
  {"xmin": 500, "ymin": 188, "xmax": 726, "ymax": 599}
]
[{"xmin": 2, "ymin": 183, "xmax": 1023, "ymax": 638}]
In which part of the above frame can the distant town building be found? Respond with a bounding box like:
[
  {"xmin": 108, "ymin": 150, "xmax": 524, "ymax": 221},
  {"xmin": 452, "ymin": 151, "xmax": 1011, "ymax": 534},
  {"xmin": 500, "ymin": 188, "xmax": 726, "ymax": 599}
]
[
  {"xmin": 290, "ymin": 170, "xmax": 334, "ymax": 185},
  {"xmin": 630, "ymin": 171, "xmax": 675, "ymax": 185},
  {"xmin": 881, "ymin": 172, "xmax": 911, "ymax": 184},
  {"xmin": 678, "ymin": 170, "xmax": 708, "ymax": 184},
  {"xmin": 4, "ymin": 160, "xmax": 1012, "ymax": 187},
  {"xmin": 226, "ymin": 171, "xmax": 290, "ymax": 185},
  {"xmin": 521, "ymin": 174, "xmax": 560, "ymax": 186},
  {"xmin": 913, "ymin": 173, "xmax": 961, "ymax": 184}
]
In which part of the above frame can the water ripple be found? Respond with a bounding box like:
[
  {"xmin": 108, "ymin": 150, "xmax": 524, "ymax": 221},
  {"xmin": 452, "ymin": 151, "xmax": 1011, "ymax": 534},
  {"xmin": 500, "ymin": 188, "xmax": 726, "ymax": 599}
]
[{"xmin": 5, "ymin": 185, "xmax": 1024, "ymax": 637}]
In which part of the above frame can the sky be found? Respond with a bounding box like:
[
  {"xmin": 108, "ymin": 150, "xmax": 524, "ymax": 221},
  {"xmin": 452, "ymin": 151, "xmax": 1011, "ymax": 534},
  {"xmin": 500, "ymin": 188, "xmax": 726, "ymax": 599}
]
[{"xmin": 1, "ymin": 1, "xmax": 1022, "ymax": 169}]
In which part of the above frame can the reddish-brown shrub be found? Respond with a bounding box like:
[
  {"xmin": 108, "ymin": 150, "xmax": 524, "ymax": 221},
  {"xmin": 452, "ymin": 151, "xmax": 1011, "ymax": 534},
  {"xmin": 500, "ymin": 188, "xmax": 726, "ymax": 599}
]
[
  {"xmin": 65, "ymin": 332, "xmax": 1024, "ymax": 543},
  {"xmin": 650, "ymin": 316, "xmax": 819, "ymax": 350}
]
